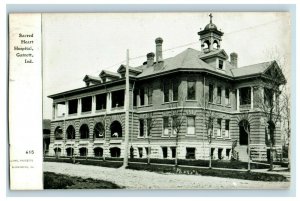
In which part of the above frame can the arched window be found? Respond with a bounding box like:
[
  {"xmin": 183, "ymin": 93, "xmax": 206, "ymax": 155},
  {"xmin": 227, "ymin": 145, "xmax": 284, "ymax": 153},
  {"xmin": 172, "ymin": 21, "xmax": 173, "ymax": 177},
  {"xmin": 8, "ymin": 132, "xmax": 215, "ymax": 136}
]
[
  {"xmin": 66, "ymin": 147, "xmax": 74, "ymax": 156},
  {"xmin": 110, "ymin": 147, "xmax": 121, "ymax": 157},
  {"xmin": 213, "ymin": 40, "xmax": 219, "ymax": 49},
  {"xmin": 203, "ymin": 40, "xmax": 210, "ymax": 49},
  {"xmin": 66, "ymin": 125, "xmax": 75, "ymax": 139},
  {"xmin": 79, "ymin": 147, "xmax": 88, "ymax": 156},
  {"xmin": 94, "ymin": 122, "xmax": 105, "ymax": 139},
  {"xmin": 80, "ymin": 124, "xmax": 89, "ymax": 139},
  {"xmin": 54, "ymin": 147, "xmax": 61, "ymax": 157},
  {"xmin": 110, "ymin": 121, "xmax": 122, "ymax": 138},
  {"xmin": 94, "ymin": 147, "xmax": 103, "ymax": 157},
  {"xmin": 239, "ymin": 120, "xmax": 250, "ymax": 145},
  {"xmin": 54, "ymin": 126, "xmax": 63, "ymax": 140}
]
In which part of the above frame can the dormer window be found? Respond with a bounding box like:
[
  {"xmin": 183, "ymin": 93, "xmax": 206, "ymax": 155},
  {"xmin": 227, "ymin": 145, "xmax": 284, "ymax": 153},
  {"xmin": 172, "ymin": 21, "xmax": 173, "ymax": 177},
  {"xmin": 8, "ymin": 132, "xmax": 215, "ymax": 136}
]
[{"xmin": 218, "ymin": 59, "xmax": 224, "ymax": 70}]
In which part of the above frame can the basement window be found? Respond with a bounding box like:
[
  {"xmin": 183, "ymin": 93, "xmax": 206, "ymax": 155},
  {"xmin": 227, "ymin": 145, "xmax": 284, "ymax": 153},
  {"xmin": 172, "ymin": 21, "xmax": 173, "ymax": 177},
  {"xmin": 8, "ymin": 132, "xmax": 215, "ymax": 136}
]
[
  {"xmin": 138, "ymin": 147, "xmax": 143, "ymax": 158},
  {"xmin": 81, "ymin": 96, "xmax": 92, "ymax": 112},
  {"xmin": 68, "ymin": 99, "xmax": 78, "ymax": 115},
  {"xmin": 96, "ymin": 94, "xmax": 107, "ymax": 110},
  {"xmin": 186, "ymin": 147, "xmax": 196, "ymax": 159},
  {"xmin": 171, "ymin": 147, "xmax": 176, "ymax": 158},
  {"xmin": 162, "ymin": 147, "xmax": 168, "ymax": 158},
  {"xmin": 111, "ymin": 90, "xmax": 124, "ymax": 108}
]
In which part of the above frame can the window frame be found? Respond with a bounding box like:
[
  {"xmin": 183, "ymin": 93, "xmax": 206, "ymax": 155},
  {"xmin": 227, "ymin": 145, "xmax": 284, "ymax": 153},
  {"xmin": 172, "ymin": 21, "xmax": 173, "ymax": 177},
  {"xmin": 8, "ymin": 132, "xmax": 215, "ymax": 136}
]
[
  {"xmin": 139, "ymin": 119, "xmax": 145, "ymax": 137},
  {"xmin": 186, "ymin": 116, "xmax": 196, "ymax": 135},
  {"xmin": 187, "ymin": 80, "xmax": 196, "ymax": 100}
]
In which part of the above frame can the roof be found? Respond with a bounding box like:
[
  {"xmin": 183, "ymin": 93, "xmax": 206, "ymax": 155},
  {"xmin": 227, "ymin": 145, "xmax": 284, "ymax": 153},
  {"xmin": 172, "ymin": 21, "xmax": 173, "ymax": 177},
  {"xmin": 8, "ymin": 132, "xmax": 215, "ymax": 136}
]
[
  {"xmin": 83, "ymin": 75, "xmax": 102, "ymax": 82},
  {"xmin": 135, "ymin": 48, "xmax": 235, "ymax": 78},
  {"xmin": 231, "ymin": 61, "xmax": 273, "ymax": 77},
  {"xmin": 99, "ymin": 70, "xmax": 120, "ymax": 78}
]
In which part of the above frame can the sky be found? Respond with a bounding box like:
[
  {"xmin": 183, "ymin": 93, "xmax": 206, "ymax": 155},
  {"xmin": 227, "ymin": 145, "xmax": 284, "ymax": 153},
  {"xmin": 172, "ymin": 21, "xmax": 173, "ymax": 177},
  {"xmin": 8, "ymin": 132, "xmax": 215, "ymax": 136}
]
[{"xmin": 42, "ymin": 12, "xmax": 291, "ymax": 119}]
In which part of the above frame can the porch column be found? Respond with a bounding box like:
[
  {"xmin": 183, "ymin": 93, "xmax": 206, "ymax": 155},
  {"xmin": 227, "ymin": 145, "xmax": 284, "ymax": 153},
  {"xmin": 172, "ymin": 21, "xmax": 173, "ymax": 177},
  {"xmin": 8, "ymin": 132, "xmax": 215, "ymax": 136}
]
[
  {"xmin": 236, "ymin": 88, "xmax": 240, "ymax": 111},
  {"xmin": 106, "ymin": 92, "xmax": 111, "ymax": 112},
  {"xmin": 251, "ymin": 87, "xmax": 254, "ymax": 109},
  {"xmin": 92, "ymin": 95, "xmax": 96, "ymax": 114},
  {"xmin": 77, "ymin": 98, "xmax": 82, "ymax": 115},
  {"xmin": 65, "ymin": 100, "xmax": 69, "ymax": 117}
]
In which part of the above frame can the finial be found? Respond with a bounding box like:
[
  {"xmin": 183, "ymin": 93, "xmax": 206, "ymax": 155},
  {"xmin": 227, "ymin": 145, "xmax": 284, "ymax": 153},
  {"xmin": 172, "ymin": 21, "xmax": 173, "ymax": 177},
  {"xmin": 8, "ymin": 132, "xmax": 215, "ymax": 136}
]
[{"xmin": 209, "ymin": 13, "xmax": 213, "ymax": 23}]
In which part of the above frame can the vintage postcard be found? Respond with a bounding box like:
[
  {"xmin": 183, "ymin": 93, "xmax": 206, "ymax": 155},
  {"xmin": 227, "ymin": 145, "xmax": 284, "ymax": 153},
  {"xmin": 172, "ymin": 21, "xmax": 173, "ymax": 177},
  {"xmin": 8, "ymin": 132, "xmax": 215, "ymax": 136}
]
[{"xmin": 9, "ymin": 12, "xmax": 291, "ymax": 190}]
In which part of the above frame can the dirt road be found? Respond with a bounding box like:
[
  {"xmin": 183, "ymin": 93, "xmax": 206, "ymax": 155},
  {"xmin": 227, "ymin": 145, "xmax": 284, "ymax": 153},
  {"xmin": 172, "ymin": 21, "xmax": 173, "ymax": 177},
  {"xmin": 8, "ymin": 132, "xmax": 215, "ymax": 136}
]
[{"xmin": 43, "ymin": 162, "xmax": 289, "ymax": 189}]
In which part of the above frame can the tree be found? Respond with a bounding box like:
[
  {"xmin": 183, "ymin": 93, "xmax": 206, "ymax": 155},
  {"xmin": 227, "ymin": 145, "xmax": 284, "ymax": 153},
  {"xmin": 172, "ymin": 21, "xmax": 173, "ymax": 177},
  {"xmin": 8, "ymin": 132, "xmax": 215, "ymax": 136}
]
[
  {"xmin": 281, "ymin": 88, "xmax": 291, "ymax": 169},
  {"xmin": 145, "ymin": 112, "xmax": 157, "ymax": 165},
  {"xmin": 200, "ymin": 89, "xmax": 216, "ymax": 169},
  {"xmin": 254, "ymin": 62, "xmax": 286, "ymax": 170},
  {"xmin": 168, "ymin": 80, "xmax": 186, "ymax": 167}
]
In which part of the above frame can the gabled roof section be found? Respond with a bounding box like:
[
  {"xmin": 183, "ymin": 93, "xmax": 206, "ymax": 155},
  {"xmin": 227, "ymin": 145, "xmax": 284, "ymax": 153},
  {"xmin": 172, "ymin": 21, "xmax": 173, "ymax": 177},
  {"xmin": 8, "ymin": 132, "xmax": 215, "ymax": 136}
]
[
  {"xmin": 117, "ymin": 64, "xmax": 142, "ymax": 77},
  {"xmin": 231, "ymin": 60, "xmax": 286, "ymax": 83},
  {"xmin": 99, "ymin": 70, "xmax": 121, "ymax": 78},
  {"xmin": 199, "ymin": 49, "xmax": 228, "ymax": 60},
  {"xmin": 231, "ymin": 61, "xmax": 273, "ymax": 78},
  {"xmin": 83, "ymin": 75, "xmax": 102, "ymax": 83}
]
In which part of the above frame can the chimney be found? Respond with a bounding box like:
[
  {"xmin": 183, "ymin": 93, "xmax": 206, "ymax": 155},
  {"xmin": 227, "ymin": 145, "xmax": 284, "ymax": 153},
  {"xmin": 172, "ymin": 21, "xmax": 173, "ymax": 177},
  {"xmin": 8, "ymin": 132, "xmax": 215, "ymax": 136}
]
[
  {"xmin": 155, "ymin": 37, "xmax": 163, "ymax": 62},
  {"xmin": 146, "ymin": 52, "xmax": 155, "ymax": 67},
  {"xmin": 230, "ymin": 52, "xmax": 238, "ymax": 68}
]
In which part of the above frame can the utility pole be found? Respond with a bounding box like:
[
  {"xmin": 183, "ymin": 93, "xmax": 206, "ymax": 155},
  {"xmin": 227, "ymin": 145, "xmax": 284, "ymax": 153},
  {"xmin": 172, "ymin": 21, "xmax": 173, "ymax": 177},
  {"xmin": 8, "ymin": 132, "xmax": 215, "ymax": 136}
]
[{"xmin": 123, "ymin": 49, "xmax": 130, "ymax": 168}]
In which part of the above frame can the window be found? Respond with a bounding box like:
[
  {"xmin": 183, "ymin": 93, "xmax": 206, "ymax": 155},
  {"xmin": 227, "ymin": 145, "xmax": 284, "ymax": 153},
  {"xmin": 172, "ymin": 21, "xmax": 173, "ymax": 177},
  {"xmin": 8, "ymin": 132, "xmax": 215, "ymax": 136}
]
[
  {"xmin": 68, "ymin": 99, "xmax": 78, "ymax": 114},
  {"xmin": 209, "ymin": 84, "xmax": 214, "ymax": 102},
  {"xmin": 217, "ymin": 87, "xmax": 221, "ymax": 104},
  {"xmin": 148, "ymin": 86, "xmax": 153, "ymax": 105},
  {"xmin": 172, "ymin": 81, "xmax": 179, "ymax": 101},
  {"xmin": 140, "ymin": 88, "xmax": 145, "ymax": 106},
  {"xmin": 163, "ymin": 117, "xmax": 169, "ymax": 136},
  {"xmin": 81, "ymin": 96, "xmax": 92, "ymax": 112},
  {"xmin": 66, "ymin": 125, "xmax": 75, "ymax": 139},
  {"xmin": 218, "ymin": 59, "xmax": 224, "ymax": 69},
  {"xmin": 163, "ymin": 80, "xmax": 170, "ymax": 102},
  {"xmin": 138, "ymin": 147, "xmax": 143, "ymax": 158},
  {"xmin": 225, "ymin": 120, "xmax": 230, "ymax": 138},
  {"xmin": 146, "ymin": 118, "xmax": 152, "ymax": 137},
  {"xmin": 162, "ymin": 147, "xmax": 168, "ymax": 158},
  {"xmin": 171, "ymin": 147, "xmax": 176, "ymax": 158},
  {"xmin": 56, "ymin": 102, "xmax": 66, "ymax": 117},
  {"xmin": 96, "ymin": 94, "xmax": 106, "ymax": 110},
  {"xmin": 186, "ymin": 148, "xmax": 196, "ymax": 159},
  {"xmin": 187, "ymin": 81, "xmax": 196, "ymax": 100},
  {"xmin": 80, "ymin": 124, "xmax": 89, "ymax": 139},
  {"xmin": 225, "ymin": 88, "xmax": 230, "ymax": 105},
  {"xmin": 54, "ymin": 126, "xmax": 63, "ymax": 140},
  {"xmin": 79, "ymin": 147, "xmax": 88, "ymax": 157},
  {"xmin": 217, "ymin": 118, "xmax": 222, "ymax": 137},
  {"xmin": 145, "ymin": 147, "xmax": 150, "ymax": 156},
  {"xmin": 94, "ymin": 147, "xmax": 103, "ymax": 157},
  {"xmin": 110, "ymin": 147, "xmax": 121, "ymax": 157},
  {"xmin": 111, "ymin": 90, "xmax": 124, "ymax": 108},
  {"xmin": 226, "ymin": 149, "xmax": 231, "ymax": 158},
  {"xmin": 240, "ymin": 87, "xmax": 251, "ymax": 105},
  {"xmin": 139, "ymin": 119, "xmax": 144, "ymax": 137},
  {"xmin": 133, "ymin": 89, "xmax": 138, "ymax": 106},
  {"xmin": 187, "ymin": 116, "xmax": 195, "ymax": 135},
  {"xmin": 264, "ymin": 88, "xmax": 273, "ymax": 106},
  {"xmin": 94, "ymin": 122, "xmax": 105, "ymax": 138},
  {"xmin": 110, "ymin": 121, "xmax": 122, "ymax": 138}
]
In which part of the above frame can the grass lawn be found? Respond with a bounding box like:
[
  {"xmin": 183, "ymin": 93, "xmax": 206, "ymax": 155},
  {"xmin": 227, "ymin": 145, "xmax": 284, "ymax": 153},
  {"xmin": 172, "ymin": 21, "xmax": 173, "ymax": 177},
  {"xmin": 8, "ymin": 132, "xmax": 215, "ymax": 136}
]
[
  {"xmin": 44, "ymin": 172, "xmax": 122, "ymax": 189},
  {"xmin": 127, "ymin": 163, "xmax": 288, "ymax": 182}
]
